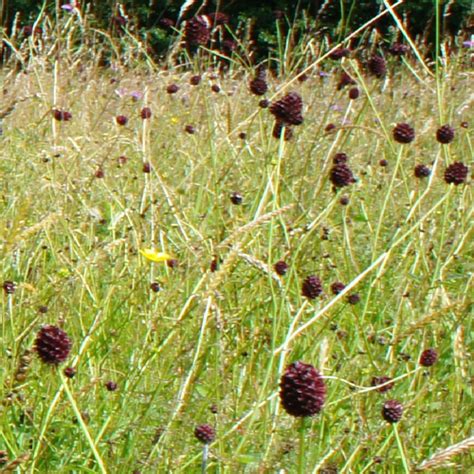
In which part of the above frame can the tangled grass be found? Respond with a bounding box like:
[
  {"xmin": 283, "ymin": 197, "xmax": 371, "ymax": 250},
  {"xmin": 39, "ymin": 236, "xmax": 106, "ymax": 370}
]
[{"xmin": 0, "ymin": 11, "xmax": 472, "ymax": 473}]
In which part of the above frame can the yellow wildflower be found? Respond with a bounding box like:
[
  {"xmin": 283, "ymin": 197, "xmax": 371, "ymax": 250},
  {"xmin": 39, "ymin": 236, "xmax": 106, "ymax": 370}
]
[{"xmin": 139, "ymin": 248, "xmax": 173, "ymax": 263}]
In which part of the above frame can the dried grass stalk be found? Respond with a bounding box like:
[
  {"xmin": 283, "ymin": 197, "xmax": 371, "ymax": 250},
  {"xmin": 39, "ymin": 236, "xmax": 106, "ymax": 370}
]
[
  {"xmin": 416, "ymin": 436, "xmax": 474, "ymax": 471},
  {"xmin": 217, "ymin": 204, "xmax": 294, "ymax": 250}
]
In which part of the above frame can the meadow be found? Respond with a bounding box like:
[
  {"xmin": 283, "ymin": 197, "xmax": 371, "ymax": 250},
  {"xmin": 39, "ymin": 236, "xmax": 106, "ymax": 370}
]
[{"xmin": 0, "ymin": 6, "xmax": 472, "ymax": 473}]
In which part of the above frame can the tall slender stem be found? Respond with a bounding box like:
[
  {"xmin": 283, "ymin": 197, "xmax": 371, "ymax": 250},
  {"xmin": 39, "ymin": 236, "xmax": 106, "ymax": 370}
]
[
  {"xmin": 393, "ymin": 424, "xmax": 410, "ymax": 474},
  {"xmin": 298, "ymin": 417, "xmax": 307, "ymax": 474},
  {"xmin": 201, "ymin": 444, "xmax": 209, "ymax": 474}
]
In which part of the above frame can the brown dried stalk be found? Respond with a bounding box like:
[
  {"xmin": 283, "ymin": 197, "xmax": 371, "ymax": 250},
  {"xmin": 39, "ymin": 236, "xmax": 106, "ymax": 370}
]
[{"xmin": 416, "ymin": 436, "xmax": 474, "ymax": 471}]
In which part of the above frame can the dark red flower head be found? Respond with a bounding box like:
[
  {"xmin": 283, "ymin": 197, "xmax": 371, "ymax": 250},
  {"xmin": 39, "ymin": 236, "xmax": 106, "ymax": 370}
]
[
  {"xmin": 393, "ymin": 123, "xmax": 415, "ymax": 143},
  {"xmin": 368, "ymin": 55, "xmax": 387, "ymax": 78},
  {"xmin": 194, "ymin": 424, "xmax": 215, "ymax": 444},
  {"xmin": 419, "ymin": 348, "xmax": 438, "ymax": 367},
  {"xmin": 302, "ymin": 275, "xmax": 323, "ymax": 299},
  {"xmin": 141, "ymin": 107, "xmax": 152, "ymax": 119},
  {"xmin": 35, "ymin": 325, "xmax": 72, "ymax": 365},
  {"xmin": 444, "ymin": 162, "xmax": 468, "ymax": 185},
  {"xmin": 184, "ymin": 16, "xmax": 211, "ymax": 46},
  {"xmin": 274, "ymin": 260, "xmax": 289, "ymax": 276},
  {"xmin": 436, "ymin": 125, "xmax": 455, "ymax": 144},
  {"xmin": 279, "ymin": 361, "xmax": 326, "ymax": 417},
  {"xmin": 330, "ymin": 163, "xmax": 356, "ymax": 188},
  {"xmin": 269, "ymin": 92, "xmax": 304, "ymax": 126},
  {"xmin": 329, "ymin": 47, "xmax": 350, "ymax": 60},
  {"xmin": 116, "ymin": 115, "xmax": 128, "ymax": 126},
  {"xmin": 382, "ymin": 400, "xmax": 403, "ymax": 423}
]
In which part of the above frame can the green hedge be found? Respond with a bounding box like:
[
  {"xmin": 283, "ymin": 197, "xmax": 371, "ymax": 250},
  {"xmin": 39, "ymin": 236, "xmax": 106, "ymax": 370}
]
[{"xmin": 6, "ymin": 0, "xmax": 472, "ymax": 58}]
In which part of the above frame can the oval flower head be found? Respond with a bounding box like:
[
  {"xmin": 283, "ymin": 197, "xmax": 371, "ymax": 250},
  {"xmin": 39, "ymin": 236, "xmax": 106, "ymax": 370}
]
[{"xmin": 140, "ymin": 248, "xmax": 173, "ymax": 263}]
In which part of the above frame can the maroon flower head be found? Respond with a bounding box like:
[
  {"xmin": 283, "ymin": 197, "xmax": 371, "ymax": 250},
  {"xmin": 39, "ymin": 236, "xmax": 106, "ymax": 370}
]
[
  {"xmin": 347, "ymin": 293, "xmax": 360, "ymax": 305},
  {"xmin": 329, "ymin": 47, "xmax": 350, "ymax": 60},
  {"xmin": 211, "ymin": 84, "xmax": 221, "ymax": 93},
  {"xmin": 2, "ymin": 280, "xmax": 15, "ymax": 295},
  {"xmin": 382, "ymin": 400, "xmax": 403, "ymax": 423},
  {"xmin": 64, "ymin": 367, "xmax": 76, "ymax": 378},
  {"xmin": 259, "ymin": 99, "xmax": 270, "ymax": 109},
  {"xmin": 337, "ymin": 71, "xmax": 356, "ymax": 90},
  {"xmin": 333, "ymin": 152, "xmax": 348, "ymax": 164},
  {"xmin": 190, "ymin": 75, "xmax": 202, "ymax": 86},
  {"xmin": 393, "ymin": 123, "xmax": 415, "ymax": 143},
  {"xmin": 371, "ymin": 376, "xmax": 394, "ymax": 393},
  {"xmin": 141, "ymin": 107, "xmax": 152, "ymax": 119},
  {"xmin": 194, "ymin": 424, "xmax": 215, "ymax": 444},
  {"xmin": 272, "ymin": 121, "xmax": 293, "ymax": 141},
  {"xmin": 150, "ymin": 282, "xmax": 161, "ymax": 293},
  {"xmin": 230, "ymin": 192, "xmax": 243, "ymax": 205},
  {"xmin": 205, "ymin": 12, "xmax": 229, "ymax": 26},
  {"xmin": 35, "ymin": 325, "xmax": 72, "ymax": 365},
  {"xmin": 210, "ymin": 257, "xmax": 220, "ymax": 272},
  {"xmin": 167, "ymin": 259, "xmax": 178, "ymax": 269},
  {"xmin": 348, "ymin": 87, "xmax": 360, "ymax": 100},
  {"xmin": 269, "ymin": 92, "xmax": 304, "ymax": 126},
  {"xmin": 249, "ymin": 77, "xmax": 268, "ymax": 96},
  {"xmin": 419, "ymin": 348, "xmax": 438, "ymax": 367},
  {"xmin": 302, "ymin": 275, "xmax": 323, "ymax": 299},
  {"xmin": 330, "ymin": 281, "xmax": 345, "ymax": 295},
  {"xmin": 368, "ymin": 55, "xmax": 387, "ymax": 78},
  {"xmin": 274, "ymin": 260, "xmax": 289, "ymax": 276},
  {"xmin": 279, "ymin": 361, "xmax": 326, "ymax": 417},
  {"xmin": 105, "ymin": 381, "xmax": 118, "ymax": 391},
  {"xmin": 339, "ymin": 196, "xmax": 350, "ymax": 205},
  {"xmin": 53, "ymin": 109, "xmax": 71, "ymax": 121},
  {"xmin": 330, "ymin": 163, "xmax": 356, "ymax": 188},
  {"xmin": 185, "ymin": 124, "xmax": 196, "ymax": 134},
  {"xmin": 116, "ymin": 115, "xmax": 128, "ymax": 126},
  {"xmin": 167, "ymin": 84, "xmax": 179, "ymax": 94},
  {"xmin": 184, "ymin": 16, "xmax": 211, "ymax": 46},
  {"xmin": 436, "ymin": 124, "xmax": 455, "ymax": 144},
  {"xmin": 444, "ymin": 162, "xmax": 468, "ymax": 185},
  {"xmin": 414, "ymin": 164, "xmax": 431, "ymax": 178}
]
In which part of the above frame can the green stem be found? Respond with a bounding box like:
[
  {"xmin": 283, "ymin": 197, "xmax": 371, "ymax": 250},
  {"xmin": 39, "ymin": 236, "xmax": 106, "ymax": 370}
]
[
  {"xmin": 298, "ymin": 417, "xmax": 307, "ymax": 474},
  {"xmin": 201, "ymin": 444, "xmax": 209, "ymax": 474},
  {"xmin": 60, "ymin": 370, "xmax": 107, "ymax": 473},
  {"xmin": 393, "ymin": 424, "xmax": 410, "ymax": 474}
]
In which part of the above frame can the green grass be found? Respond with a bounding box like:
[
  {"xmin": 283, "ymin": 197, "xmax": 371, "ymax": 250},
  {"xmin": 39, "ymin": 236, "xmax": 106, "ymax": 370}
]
[{"xmin": 0, "ymin": 21, "xmax": 472, "ymax": 473}]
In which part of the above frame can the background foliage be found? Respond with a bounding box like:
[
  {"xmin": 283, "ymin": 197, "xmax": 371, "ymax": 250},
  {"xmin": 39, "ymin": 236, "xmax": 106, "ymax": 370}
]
[{"xmin": 4, "ymin": 0, "xmax": 472, "ymax": 59}]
